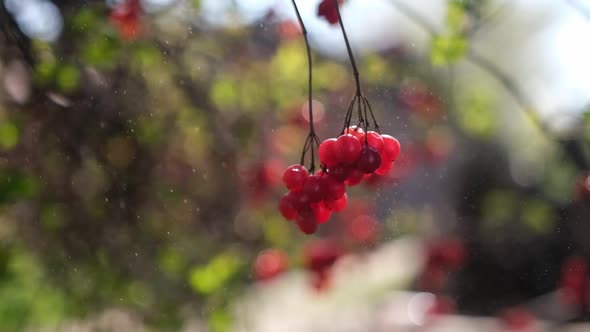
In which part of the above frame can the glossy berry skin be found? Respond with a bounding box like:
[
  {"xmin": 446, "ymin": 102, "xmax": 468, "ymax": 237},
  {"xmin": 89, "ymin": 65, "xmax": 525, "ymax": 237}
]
[
  {"xmin": 312, "ymin": 202, "xmax": 332, "ymax": 224},
  {"xmin": 302, "ymin": 175, "xmax": 327, "ymax": 202},
  {"xmin": 253, "ymin": 249, "xmax": 289, "ymax": 282},
  {"xmin": 327, "ymin": 164, "xmax": 350, "ymax": 182},
  {"xmin": 337, "ymin": 134, "xmax": 362, "ymax": 164},
  {"xmin": 365, "ymin": 131, "xmax": 384, "ymax": 153},
  {"xmin": 374, "ymin": 159, "xmax": 393, "ymax": 176},
  {"xmin": 381, "ymin": 134, "xmax": 401, "ymax": 161},
  {"xmin": 356, "ymin": 146, "xmax": 382, "ymax": 174},
  {"xmin": 325, "ymin": 193, "xmax": 347, "ymax": 212},
  {"xmin": 346, "ymin": 125, "xmax": 365, "ymax": 141},
  {"xmin": 345, "ymin": 169, "xmax": 364, "ymax": 186},
  {"xmin": 282, "ymin": 164, "xmax": 309, "ymax": 191},
  {"xmin": 296, "ymin": 210, "xmax": 318, "ymax": 234},
  {"xmin": 324, "ymin": 176, "xmax": 345, "ymax": 200},
  {"xmin": 287, "ymin": 190, "xmax": 311, "ymax": 211},
  {"xmin": 318, "ymin": 138, "xmax": 340, "ymax": 167},
  {"xmin": 279, "ymin": 194, "xmax": 298, "ymax": 220}
]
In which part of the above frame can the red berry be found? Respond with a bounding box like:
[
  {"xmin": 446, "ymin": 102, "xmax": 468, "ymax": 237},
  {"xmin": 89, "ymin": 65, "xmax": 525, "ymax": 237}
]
[
  {"xmin": 346, "ymin": 125, "xmax": 365, "ymax": 141},
  {"xmin": 327, "ymin": 164, "xmax": 350, "ymax": 182},
  {"xmin": 303, "ymin": 240, "xmax": 342, "ymax": 272},
  {"xmin": 279, "ymin": 194, "xmax": 298, "ymax": 220},
  {"xmin": 381, "ymin": 134, "xmax": 401, "ymax": 161},
  {"xmin": 253, "ymin": 249, "xmax": 289, "ymax": 282},
  {"xmin": 364, "ymin": 131, "xmax": 384, "ymax": 153},
  {"xmin": 296, "ymin": 210, "xmax": 318, "ymax": 234},
  {"xmin": 324, "ymin": 176, "xmax": 345, "ymax": 200},
  {"xmin": 374, "ymin": 159, "xmax": 393, "ymax": 176},
  {"xmin": 347, "ymin": 215, "xmax": 380, "ymax": 244},
  {"xmin": 559, "ymin": 256, "xmax": 588, "ymax": 306},
  {"xmin": 356, "ymin": 146, "xmax": 382, "ymax": 174},
  {"xmin": 288, "ymin": 190, "xmax": 311, "ymax": 211},
  {"xmin": 500, "ymin": 308, "xmax": 535, "ymax": 331},
  {"xmin": 282, "ymin": 164, "xmax": 309, "ymax": 191},
  {"xmin": 318, "ymin": 138, "xmax": 340, "ymax": 167},
  {"xmin": 345, "ymin": 169, "xmax": 364, "ymax": 186},
  {"xmin": 312, "ymin": 202, "xmax": 332, "ymax": 224},
  {"xmin": 337, "ymin": 134, "xmax": 361, "ymax": 164},
  {"xmin": 302, "ymin": 175, "xmax": 328, "ymax": 202},
  {"xmin": 325, "ymin": 193, "xmax": 347, "ymax": 212}
]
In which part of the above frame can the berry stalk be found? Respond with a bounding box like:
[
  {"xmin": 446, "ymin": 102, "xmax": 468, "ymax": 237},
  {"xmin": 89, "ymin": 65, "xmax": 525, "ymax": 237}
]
[
  {"xmin": 291, "ymin": 0, "xmax": 320, "ymax": 173},
  {"xmin": 332, "ymin": 0, "xmax": 380, "ymax": 135}
]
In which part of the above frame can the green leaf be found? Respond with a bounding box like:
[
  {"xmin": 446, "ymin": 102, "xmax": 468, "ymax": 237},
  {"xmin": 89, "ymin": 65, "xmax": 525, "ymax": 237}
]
[
  {"xmin": 430, "ymin": 34, "xmax": 467, "ymax": 65},
  {"xmin": 188, "ymin": 252, "xmax": 241, "ymax": 295},
  {"xmin": 446, "ymin": 0, "xmax": 467, "ymax": 32},
  {"xmin": 56, "ymin": 65, "xmax": 80, "ymax": 93},
  {"xmin": 0, "ymin": 122, "xmax": 19, "ymax": 150}
]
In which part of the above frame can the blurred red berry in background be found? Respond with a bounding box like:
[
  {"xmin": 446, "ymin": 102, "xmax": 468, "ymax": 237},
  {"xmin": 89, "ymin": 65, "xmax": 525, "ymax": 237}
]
[{"xmin": 253, "ymin": 249, "xmax": 290, "ymax": 282}]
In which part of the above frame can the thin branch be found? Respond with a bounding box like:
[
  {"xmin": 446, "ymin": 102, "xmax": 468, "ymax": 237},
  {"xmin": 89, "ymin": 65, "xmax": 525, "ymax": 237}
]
[
  {"xmin": 465, "ymin": 49, "xmax": 550, "ymax": 134},
  {"xmin": 333, "ymin": 0, "xmax": 361, "ymax": 93},
  {"xmin": 291, "ymin": 0, "xmax": 319, "ymax": 171},
  {"xmin": 388, "ymin": 0, "xmax": 589, "ymax": 169}
]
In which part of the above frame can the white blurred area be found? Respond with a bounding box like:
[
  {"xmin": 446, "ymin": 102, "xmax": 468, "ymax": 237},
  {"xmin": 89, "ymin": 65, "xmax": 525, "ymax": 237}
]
[
  {"xmin": 200, "ymin": 0, "xmax": 590, "ymax": 133},
  {"xmin": 230, "ymin": 236, "xmax": 589, "ymax": 332}
]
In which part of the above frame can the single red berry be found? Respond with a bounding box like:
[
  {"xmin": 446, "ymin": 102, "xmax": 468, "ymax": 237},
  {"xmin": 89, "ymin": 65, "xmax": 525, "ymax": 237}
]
[
  {"xmin": 296, "ymin": 210, "xmax": 318, "ymax": 234},
  {"xmin": 337, "ymin": 134, "xmax": 361, "ymax": 164},
  {"xmin": 346, "ymin": 125, "xmax": 365, "ymax": 141},
  {"xmin": 311, "ymin": 269, "xmax": 332, "ymax": 291},
  {"xmin": 325, "ymin": 193, "xmax": 347, "ymax": 212},
  {"xmin": 253, "ymin": 249, "xmax": 289, "ymax": 282},
  {"xmin": 426, "ymin": 296, "xmax": 456, "ymax": 318},
  {"xmin": 347, "ymin": 215, "xmax": 380, "ymax": 244},
  {"xmin": 282, "ymin": 164, "xmax": 309, "ymax": 191},
  {"xmin": 279, "ymin": 194, "xmax": 298, "ymax": 220},
  {"xmin": 427, "ymin": 238, "xmax": 467, "ymax": 269},
  {"xmin": 345, "ymin": 169, "xmax": 364, "ymax": 186},
  {"xmin": 381, "ymin": 134, "xmax": 401, "ymax": 161},
  {"xmin": 317, "ymin": 0, "xmax": 344, "ymax": 25},
  {"xmin": 559, "ymin": 256, "xmax": 588, "ymax": 306},
  {"xmin": 303, "ymin": 240, "xmax": 342, "ymax": 272},
  {"xmin": 302, "ymin": 175, "xmax": 328, "ymax": 202},
  {"xmin": 327, "ymin": 164, "xmax": 350, "ymax": 182},
  {"xmin": 575, "ymin": 174, "xmax": 590, "ymax": 201},
  {"xmin": 324, "ymin": 176, "xmax": 345, "ymax": 200},
  {"xmin": 318, "ymin": 138, "xmax": 340, "ymax": 167},
  {"xmin": 500, "ymin": 307, "xmax": 535, "ymax": 331},
  {"xmin": 312, "ymin": 202, "xmax": 332, "ymax": 224},
  {"xmin": 374, "ymin": 159, "xmax": 393, "ymax": 176},
  {"xmin": 356, "ymin": 146, "xmax": 382, "ymax": 174},
  {"xmin": 364, "ymin": 131, "xmax": 384, "ymax": 153}
]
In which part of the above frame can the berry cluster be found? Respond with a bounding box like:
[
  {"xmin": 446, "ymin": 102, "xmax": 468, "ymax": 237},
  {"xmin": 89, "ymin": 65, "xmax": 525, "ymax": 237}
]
[
  {"xmin": 319, "ymin": 126, "xmax": 400, "ymax": 184},
  {"xmin": 278, "ymin": 126, "xmax": 400, "ymax": 234},
  {"xmin": 279, "ymin": 164, "xmax": 348, "ymax": 234}
]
